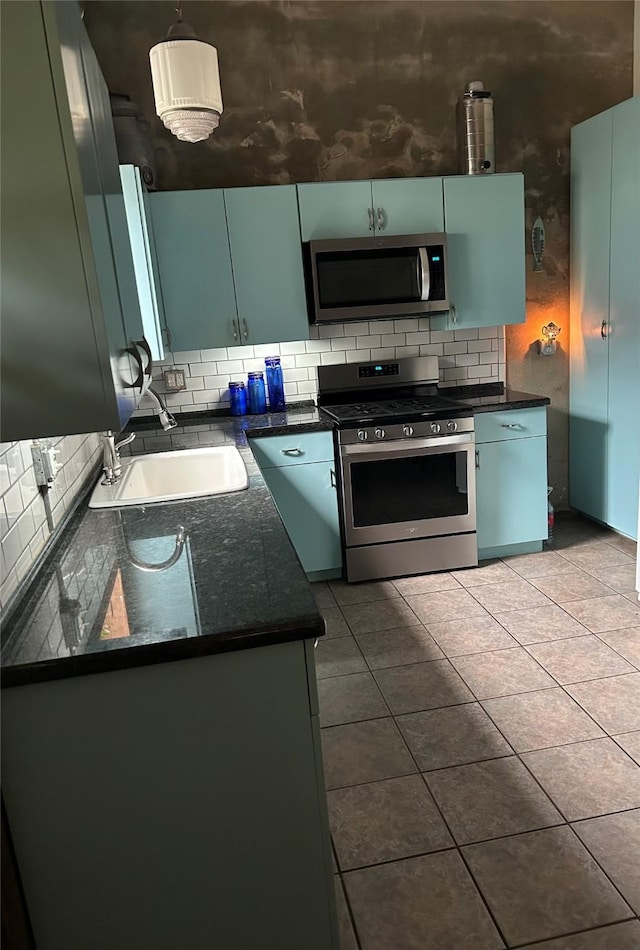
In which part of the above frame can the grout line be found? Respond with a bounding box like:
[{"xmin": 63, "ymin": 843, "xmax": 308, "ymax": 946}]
[{"xmin": 509, "ymin": 917, "xmax": 639, "ymax": 948}]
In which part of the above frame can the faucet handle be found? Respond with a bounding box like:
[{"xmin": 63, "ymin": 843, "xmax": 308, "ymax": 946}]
[{"xmin": 115, "ymin": 433, "xmax": 136, "ymax": 452}]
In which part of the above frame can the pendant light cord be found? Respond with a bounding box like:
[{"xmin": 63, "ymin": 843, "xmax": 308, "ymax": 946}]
[{"xmin": 175, "ymin": 1, "xmax": 183, "ymax": 22}]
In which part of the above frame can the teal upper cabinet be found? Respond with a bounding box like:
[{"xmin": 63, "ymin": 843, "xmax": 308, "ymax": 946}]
[
  {"xmin": 297, "ymin": 178, "xmax": 444, "ymax": 240},
  {"xmin": 1, "ymin": 0, "xmax": 140, "ymax": 441},
  {"xmin": 150, "ymin": 190, "xmax": 238, "ymax": 352},
  {"xmin": 298, "ymin": 181, "xmax": 374, "ymax": 240},
  {"xmin": 433, "ymin": 173, "xmax": 526, "ymax": 331},
  {"xmin": 224, "ymin": 185, "xmax": 309, "ymax": 346},
  {"xmin": 151, "ymin": 185, "xmax": 308, "ymax": 351},
  {"xmin": 120, "ymin": 165, "xmax": 165, "ymax": 362},
  {"xmin": 370, "ymin": 178, "xmax": 444, "ymax": 234}
]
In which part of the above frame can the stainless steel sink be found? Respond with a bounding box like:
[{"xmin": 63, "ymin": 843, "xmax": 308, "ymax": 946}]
[{"xmin": 89, "ymin": 446, "xmax": 248, "ymax": 508}]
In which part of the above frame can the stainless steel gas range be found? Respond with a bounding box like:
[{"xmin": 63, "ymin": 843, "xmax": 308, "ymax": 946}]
[{"xmin": 318, "ymin": 356, "xmax": 478, "ymax": 582}]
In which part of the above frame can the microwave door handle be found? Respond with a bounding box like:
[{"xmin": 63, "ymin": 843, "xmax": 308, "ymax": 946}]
[{"xmin": 418, "ymin": 247, "xmax": 430, "ymax": 301}]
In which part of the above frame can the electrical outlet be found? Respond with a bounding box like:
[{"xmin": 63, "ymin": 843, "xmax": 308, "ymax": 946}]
[
  {"xmin": 31, "ymin": 440, "xmax": 60, "ymax": 487},
  {"xmin": 163, "ymin": 369, "xmax": 186, "ymax": 392}
]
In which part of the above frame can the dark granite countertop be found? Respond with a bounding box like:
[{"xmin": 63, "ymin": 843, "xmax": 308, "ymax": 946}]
[
  {"xmin": 443, "ymin": 383, "xmax": 551, "ymax": 412},
  {"xmin": 1, "ymin": 407, "xmax": 329, "ymax": 689}
]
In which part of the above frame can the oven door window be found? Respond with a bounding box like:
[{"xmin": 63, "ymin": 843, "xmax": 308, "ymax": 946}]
[
  {"xmin": 316, "ymin": 247, "xmax": 422, "ymax": 309},
  {"xmin": 350, "ymin": 450, "xmax": 469, "ymax": 528}
]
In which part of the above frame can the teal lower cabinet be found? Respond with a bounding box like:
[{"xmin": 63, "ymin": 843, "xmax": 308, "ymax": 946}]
[
  {"xmin": 475, "ymin": 408, "xmax": 548, "ymax": 558},
  {"xmin": 2, "ymin": 642, "xmax": 339, "ymax": 950},
  {"xmin": 251, "ymin": 433, "xmax": 342, "ymax": 579}
]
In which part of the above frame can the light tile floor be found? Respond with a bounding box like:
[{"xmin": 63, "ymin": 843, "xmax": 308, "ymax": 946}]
[{"xmin": 313, "ymin": 514, "xmax": 640, "ymax": 950}]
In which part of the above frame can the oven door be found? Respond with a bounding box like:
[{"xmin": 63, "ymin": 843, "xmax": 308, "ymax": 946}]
[
  {"xmin": 308, "ymin": 235, "xmax": 448, "ymax": 323},
  {"xmin": 339, "ymin": 434, "xmax": 476, "ymax": 547}
]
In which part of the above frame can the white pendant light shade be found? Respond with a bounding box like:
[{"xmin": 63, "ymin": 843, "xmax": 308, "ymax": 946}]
[{"xmin": 150, "ymin": 20, "xmax": 223, "ymax": 143}]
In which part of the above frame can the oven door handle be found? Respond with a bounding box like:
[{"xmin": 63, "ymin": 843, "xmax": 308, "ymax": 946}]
[
  {"xmin": 418, "ymin": 247, "xmax": 430, "ymax": 301},
  {"xmin": 340, "ymin": 433, "xmax": 474, "ymax": 457}
]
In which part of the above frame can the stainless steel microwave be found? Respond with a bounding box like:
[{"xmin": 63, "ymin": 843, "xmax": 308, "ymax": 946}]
[{"xmin": 304, "ymin": 232, "xmax": 449, "ymax": 325}]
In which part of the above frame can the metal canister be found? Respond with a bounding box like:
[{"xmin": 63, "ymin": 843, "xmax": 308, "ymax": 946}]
[{"xmin": 456, "ymin": 81, "xmax": 495, "ymax": 175}]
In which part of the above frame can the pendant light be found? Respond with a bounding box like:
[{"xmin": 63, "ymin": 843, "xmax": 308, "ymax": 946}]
[{"xmin": 149, "ymin": 2, "xmax": 223, "ymax": 143}]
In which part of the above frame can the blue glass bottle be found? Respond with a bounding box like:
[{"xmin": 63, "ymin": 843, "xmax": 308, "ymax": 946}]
[
  {"xmin": 229, "ymin": 381, "xmax": 247, "ymax": 416},
  {"xmin": 265, "ymin": 356, "xmax": 285, "ymax": 412},
  {"xmin": 247, "ymin": 371, "xmax": 267, "ymax": 414}
]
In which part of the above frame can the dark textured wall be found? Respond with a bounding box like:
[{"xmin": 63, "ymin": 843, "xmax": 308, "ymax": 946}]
[{"xmin": 84, "ymin": 0, "xmax": 634, "ymax": 507}]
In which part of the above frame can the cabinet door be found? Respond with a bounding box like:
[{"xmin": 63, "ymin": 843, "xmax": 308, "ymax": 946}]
[
  {"xmin": 371, "ymin": 178, "xmax": 444, "ymax": 234},
  {"xmin": 262, "ymin": 463, "xmax": 341, "ymax": 574},
  {"xmin": 250, "ymin": 432, "xmax": 334, "ymax": 469},
  {"xmin": 297, "ymin": 181, "xmax": 374, "ymax": 240},
  {"xmin": 441, "ymin": 174, "xmax": 525, "ymax": 329},
  {"xmin": 569, "ymin": 110, "xmax": 613, "ymax": 525},
  {"xmin": 607, "ymin": 97, "xmax": 640, "ymax": 539},
  {"xmin": 150, "ymin": 190, "xmax": 238, "ymax": 352},
  {"xmin": 119, "ymin": 166, "xmax": 165, "ymax": 362},
  {"xmin": 225, "ymin": 185, "xmax": 309, "ymax": 345},
  {"xmin": 1, "ymin": 0, "xmax": 133, "ymax": 441},
  {"xmin": 476, "ymin": 437, "xmax": 548, "ymax": 549}
]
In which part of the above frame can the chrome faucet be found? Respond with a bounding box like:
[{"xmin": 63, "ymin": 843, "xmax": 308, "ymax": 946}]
[
  {"xmin": 143, "ymin": 386, "xmax": 177, "ymax": 431},
  {"xmin": 100, "ymin": 431, "xmax": 136, "ymax": 485}
]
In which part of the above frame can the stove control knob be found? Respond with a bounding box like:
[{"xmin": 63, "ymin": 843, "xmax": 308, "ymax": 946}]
[
  {"xmin": 447, "ymin": 420, "xmax": 458, "ymax": 432},
  {"xmin": 402, "ymin": 425, "xmax": 414, "ymax": 437},
  {"xmin": 357, "ymin": 429, "xmax": 368, "ymax": 442},
  {"xmin": 430, "ymin": 422, "xmax": 441, "ymax": 434},
  {"xmin": 374, "ymin": 428, "xmax": 386, "ymax": 440}
]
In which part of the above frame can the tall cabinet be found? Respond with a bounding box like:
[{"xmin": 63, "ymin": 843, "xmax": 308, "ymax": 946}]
[{"xmin": 570, "ymin": 97, "xmax": 640, "ymax": 539}]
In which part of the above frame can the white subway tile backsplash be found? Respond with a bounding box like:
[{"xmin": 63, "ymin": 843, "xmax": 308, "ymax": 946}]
[
  {"xmin": 173, "ymin": 349, "xmax": 203, "ymax": 363},
  {"xmin": 394, "ymin": 346, "xmax": 420, "ymax": 360},
  {"xmin": 331, "ymin": 336, "xmax": 357, "ymax": 351},
  {"xmin": 443, "ymin": 367, "xmax": 467, "ymax": 381},
  {"xmin": 454, "ymin": 329, "xmax": 479, "ymax": 341},
  {"xmin": 370, "ymin": 347, "xmax": 396, "ymax": 360},
  {"xmin": 215, "ymin": 360, "xmax": 244, "ymax": 374},
  {"xmin": 192, "ymin": 361, "xmax": 218, "ymax": 376},
  {"xmin": 320, "ymin": 351, "xmax": 347, "ymax": 365},
  {"xmin": 347, "ymin": 348, "xmax": 369, "ymax": 362},
  {"xmin": 394, "ymin": 319, "xmax": 420, "ymax": 333},
  {"xmin": 19, "ymin": 468, "xmax": 39, "ymax": 510},
  {"xmin": 200, "ymin": 347, "xmax": 229, "ymax": 361},
  {"xmin": 203, "ymin": 375, "xmax": 233, "ymax": 389},
  {"xmin": 420, "ymin": 344, "xmax": 444, "ymax": 357},
  {"xmin": 430, "ymin": 330, "xmax": 452, "ymax": 344},
  {"xmin": 4, "ymin": 482, "xmax": 23, "ymax": 529},
  {"xmin": 479, "ymin": 351, "xmax": 495, "ymax": 364},
  {"xmin": 455, "ymin": 353, "xmax": 480, "ymax": 367},
  {"xmin": 478, "ymin": 326, "xmax": 497, "ymax": 339},
  {"xmin": 280, "ymin": 341, "xmax": 307, "ymax": 355},
  {"xmin": 356, "ymin": 335, "xmax": 382, "ymax": 349},
  {"xmin": 226, "ymin": 345, "xmax": 251, "ymax": 359},
  {"xmin": 253, "ymin": 343, "xmax": 281, "ymax": 357},
  {"xmin": 368, "ymin": 320, "xmax": 396, "ymax": 334},
  {"xmin": 319, "ymin": 325, "xmax": 345, "ymax": 338},
  {"xmin": 468, "ymin": 339, "xmax": 493, "ymax": 353},
  {"xmin": 405, "ymin": 332, "xmax": 431, "ymax": 345},
  {"xmin": 444, "ymin": 342, "xmax": 468, "ymax": 355},
  {"xmin": 295, "ymin": 353, "xmax": 320, "ymax": 368},
  {"xmin": 285, "ymin": 368, "xmax": 311, "ymax": 382},
  {"xmin": 305, "ymin": 339, "xmax": 332, "ymax": 353},
  {"xmin": 381, "ymin": 333, "xmax": 406, "ymax": 347}
]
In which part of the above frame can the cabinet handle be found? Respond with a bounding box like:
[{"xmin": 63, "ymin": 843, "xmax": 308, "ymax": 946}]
[
  {"xmin": 330, "ymin": 469, "xmax": 337, "ymax": 488},
  {"xmin": 162, "ymin": 325, "xmax": 173, "ymax": 350},
  {"xmin": 231, "ymin": 320, "xmax": 238, "ymax": 342},
  {"xmin": 281, "ymin": 447, "xmax": 304, "ymax": 456},
  {"xmin": 450, "ymin": 303, "xmax": 457, "ymax": 325},
  {"xmin": 242, "ymin": 318, "xmax": 249, "ymax": 340},
  {"xmin": 500, "ymin": 423, "xmax": 523, "ymax": 429},
  {"xmin": 376, "ymin": 207, "xmax": 385, "ymax": 230},
  {"xmin": 367, "ymin": 207, "xmax": 374, "ymax": 231},
  {"xmin": 475, "ymin": 450, "xmax": 480, "ymax": 470},
  {"xmin": 601, "ymin": 320, "xmax": 608, "ymax": 340}
]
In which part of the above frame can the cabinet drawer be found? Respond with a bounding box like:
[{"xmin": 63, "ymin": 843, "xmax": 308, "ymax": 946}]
[
  {"xmin": 475, "ymin": 407, "xmax": 547, "ymax": 444},
  {"xmin": 250, "ymin": 432, "xmax": 335, "ymax": 469}
]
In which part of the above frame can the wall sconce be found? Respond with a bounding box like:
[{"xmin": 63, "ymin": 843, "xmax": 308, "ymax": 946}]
[
  {"xmin": 540, "ymin": 322, "xmax": 561, "ymax": 356},
  {"xmin": 149, "ymin": 2, "xmax": 223, "ymax": 143}
]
